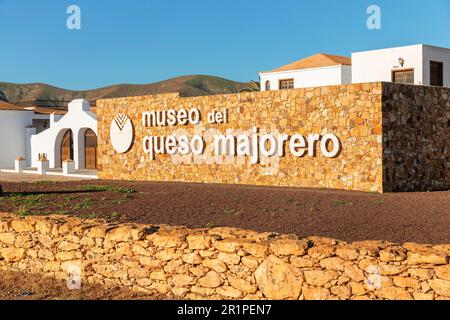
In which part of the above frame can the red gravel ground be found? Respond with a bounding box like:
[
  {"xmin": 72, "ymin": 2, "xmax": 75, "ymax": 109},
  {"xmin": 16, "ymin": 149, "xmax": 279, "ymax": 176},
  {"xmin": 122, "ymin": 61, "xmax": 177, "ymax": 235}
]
[{"xmin": 0, "ymin": 179, "xmax": 449, "ymax": 244}]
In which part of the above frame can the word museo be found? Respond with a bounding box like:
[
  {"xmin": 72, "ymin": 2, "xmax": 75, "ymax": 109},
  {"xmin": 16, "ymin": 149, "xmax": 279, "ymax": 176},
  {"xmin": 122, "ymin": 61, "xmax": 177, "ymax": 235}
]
[{"xmin": 142, "ymin": 108, "xmax": 341, "ymax": 162}]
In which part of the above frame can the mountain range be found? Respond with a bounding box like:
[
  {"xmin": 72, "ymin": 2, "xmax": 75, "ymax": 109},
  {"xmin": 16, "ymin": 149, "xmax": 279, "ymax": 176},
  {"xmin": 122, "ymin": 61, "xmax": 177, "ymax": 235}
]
[{"xmin": 0, "ymin": 75, "xmax": 258, "ymax": 106}]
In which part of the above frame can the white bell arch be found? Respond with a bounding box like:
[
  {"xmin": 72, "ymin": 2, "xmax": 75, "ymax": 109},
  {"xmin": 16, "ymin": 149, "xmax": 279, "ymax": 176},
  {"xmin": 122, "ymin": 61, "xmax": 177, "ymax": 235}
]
[{"xmin": 30, "ymin": 99, "xmax": 98, "ymax": 170}]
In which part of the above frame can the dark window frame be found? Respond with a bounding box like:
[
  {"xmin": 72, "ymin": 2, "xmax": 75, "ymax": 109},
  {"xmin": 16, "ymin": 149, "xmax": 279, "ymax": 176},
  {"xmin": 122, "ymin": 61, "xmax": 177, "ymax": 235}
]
[{"xmin": 430, "ymin": 61, "xmax": 444, "ymax": 87}]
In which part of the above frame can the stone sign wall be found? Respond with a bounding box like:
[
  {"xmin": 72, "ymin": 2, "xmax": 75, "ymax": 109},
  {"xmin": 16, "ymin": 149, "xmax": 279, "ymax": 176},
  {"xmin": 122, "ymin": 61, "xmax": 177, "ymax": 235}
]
[
  {"xmin": 1, "ymin": 213, "xmax": 450, "ymax": 300},
  {"xmin": 97, "ymin": 82, "xmax": 449, "ymax": 193},
  {"xmin": 97, "ymin": 83, "xmax": 384, "ymax": 192}
]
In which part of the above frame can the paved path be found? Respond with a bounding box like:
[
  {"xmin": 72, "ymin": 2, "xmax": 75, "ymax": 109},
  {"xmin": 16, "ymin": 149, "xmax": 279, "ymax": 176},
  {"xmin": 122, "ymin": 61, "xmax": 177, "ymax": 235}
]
[{"xmin": 0, "ymin": 172, "xmax": 87, "ymax": 183}]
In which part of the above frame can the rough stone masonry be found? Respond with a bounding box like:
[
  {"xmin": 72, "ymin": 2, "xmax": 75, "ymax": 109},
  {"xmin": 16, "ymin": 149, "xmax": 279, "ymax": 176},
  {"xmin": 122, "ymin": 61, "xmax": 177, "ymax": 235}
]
[
  {"xmin": 1, "ymin": 213, "xmax": 450, "ymax": 300},
  {"xmin": 97, "ymin": 82, "xmax": 449, "ymax": 193}
]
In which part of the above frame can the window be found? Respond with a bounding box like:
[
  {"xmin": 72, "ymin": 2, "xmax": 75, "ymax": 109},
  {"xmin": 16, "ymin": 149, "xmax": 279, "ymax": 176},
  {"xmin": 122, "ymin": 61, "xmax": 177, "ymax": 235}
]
[
  {"xmin": 279, "ymin": 79, "xmax": 294, "ymax": 90},
  {"xmin": 265, "ymin": 81, "xmax": 271, "ymax": 91},
  {"xmin": 430, "ymin": 61, "xmax": 443, "ymax": 86},
  {"xmin": 392, "ymin": 69, "xmax": 414, "ymax": 84}
]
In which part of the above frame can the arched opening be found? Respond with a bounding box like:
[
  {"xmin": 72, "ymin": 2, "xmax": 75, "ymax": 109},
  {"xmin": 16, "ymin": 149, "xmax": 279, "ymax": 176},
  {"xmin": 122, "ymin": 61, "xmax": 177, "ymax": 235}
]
[
  {"xmin": 60, "ymin": 129, "xmax": 74, "ymax": 167},
  {"xmin": 265, "ymin": 81, "xmax": 271, "ymax": 91},
  {"xmin": 84, "ymin": 129, "xmax": 98, "ymax": 170}
]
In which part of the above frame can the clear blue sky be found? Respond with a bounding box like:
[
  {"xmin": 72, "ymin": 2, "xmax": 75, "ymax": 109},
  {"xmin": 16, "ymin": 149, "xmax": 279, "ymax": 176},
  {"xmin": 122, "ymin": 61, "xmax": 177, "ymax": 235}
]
[{"xmin": 1, "ymin": 0, "xmax": 449, "ymax": 90}]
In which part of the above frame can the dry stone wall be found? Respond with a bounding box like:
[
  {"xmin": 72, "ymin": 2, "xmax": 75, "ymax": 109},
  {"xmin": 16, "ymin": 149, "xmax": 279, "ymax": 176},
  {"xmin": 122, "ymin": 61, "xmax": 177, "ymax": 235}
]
[{"xmin": 1, "ymin": 213, "xmax": 450, "ymax": 300}]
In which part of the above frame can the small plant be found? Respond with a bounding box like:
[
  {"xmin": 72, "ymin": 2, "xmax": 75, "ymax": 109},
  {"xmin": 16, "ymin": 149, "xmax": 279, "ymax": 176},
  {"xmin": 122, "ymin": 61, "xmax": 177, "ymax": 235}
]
[
  {"xmin": 109, "ymin": 212, "xmax": 128, "ymax": 221},
  {"xmin": 65, "ymin": 195, "xmax": 76, "ymax": 201},
  {"xmin": 81, "ymin": 185, "xmax": 136, "ymax": 194},
  {"xmin": 203, "ymin": 222, "xmax": 218, "ymax": 228},
  {"xmin": 81, "ymin": 185, "xmax": 110, "ymax": 192},
  {"xmin": 14, "ymin": 205, "xmax": 30, "ymax": 217},
  {"xmin": 53, "ymin": 210, "xmax": 70, "ymax": 215},
  {"xmin": 75, "ymin": 198, "xmax": 94, "ymax": 209},
  {"xmin": 115, "ymin": 187, "xmax": 136, "ymax": 194},
  {"xmin": 26, "ymin": 210, "xmax": 69, "ymax": 216},
  {"xmin": 110, "ymin": 211, "xmax": 120, "ymax": 219},
  {"xmin": 10, "ymin": 193, "xmax": 45, "ymax": 207},
  {"xmin": 371, "ymin": 199, "xmax": 385, "ymax": 206},
  {"xmin": 223, "ymin": 209, "xmax": 242, "ymax": 216}
]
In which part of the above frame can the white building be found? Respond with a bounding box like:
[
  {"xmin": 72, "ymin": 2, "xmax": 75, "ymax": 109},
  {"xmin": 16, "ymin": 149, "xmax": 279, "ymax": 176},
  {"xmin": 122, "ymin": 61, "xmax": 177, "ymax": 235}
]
[
  {"xmin": 0, "ymin": 99, "xmax": 98, "ymax": 175},
  {"xmin": 259, "ymin": 53, "xmax": 352, "ymax": 91},
  {"xmin": 352, "ymin": 44, "xmax": 450, "ymax": 86},
  {"xmin": 0, "ymin": 101, "xmax": 64, "ymax": 168},
  {"xmin": 260, "ymin": 44, "xmax": 450, "ymax": 90}
]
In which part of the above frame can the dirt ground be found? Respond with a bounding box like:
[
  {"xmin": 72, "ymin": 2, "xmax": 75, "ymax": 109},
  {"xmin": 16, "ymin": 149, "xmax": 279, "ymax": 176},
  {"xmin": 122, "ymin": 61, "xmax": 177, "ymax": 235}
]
[
  {"xmin": 0, "ymin": 270, "xmax": 167, "ymax": 300},
  {"xmin": 0, "ymin": 178, "xmax": 449, "ymax": 244}
]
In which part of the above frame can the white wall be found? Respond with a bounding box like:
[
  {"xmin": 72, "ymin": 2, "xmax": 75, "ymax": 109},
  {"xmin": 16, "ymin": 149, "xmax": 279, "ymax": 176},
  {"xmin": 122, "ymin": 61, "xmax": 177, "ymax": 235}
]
[
  {"xmin": 352, "ymin": 44, "xmax": 424, "ymax": 85},
  {"xmin": 25, "ymin": 127, "xmax": 37, "ymax": 167},
  {"xmin": 0, "ymin": 110, "xmax": 33, "ymax": 168},
  {"xmin": 422, "ymin": 45, "xmax": 450, "ymax": 86},
  {"xmin": 31, "ymin": 100, "xmax": 97, "ymax": 169},
  {"xmin": 260, "ymin": 65, "xmax": 351, "ymax": 91}
]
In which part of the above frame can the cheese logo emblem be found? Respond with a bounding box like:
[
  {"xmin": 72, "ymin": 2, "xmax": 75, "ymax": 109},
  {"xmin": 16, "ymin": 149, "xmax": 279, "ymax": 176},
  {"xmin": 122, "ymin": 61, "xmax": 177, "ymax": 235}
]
[{"xmin": 110, "ymin": 114, "xmax": 134, "ymax": 153}]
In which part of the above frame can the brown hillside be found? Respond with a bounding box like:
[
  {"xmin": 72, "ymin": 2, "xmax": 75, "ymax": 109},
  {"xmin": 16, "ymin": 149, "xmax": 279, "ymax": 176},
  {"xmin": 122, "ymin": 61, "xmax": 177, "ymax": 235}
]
[
  {"xmin": 0, "ymin": 75, "xmax": 258, "ymax": 105},
  {"xmin": 0, "ymin": 90, "xmax": 6, "ymax": 101}
]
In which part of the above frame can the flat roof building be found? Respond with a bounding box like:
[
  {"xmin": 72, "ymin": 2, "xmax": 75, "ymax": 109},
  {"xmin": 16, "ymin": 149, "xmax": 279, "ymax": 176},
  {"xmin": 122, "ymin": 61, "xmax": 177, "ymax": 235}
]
[
  {"xmin": 0, "ymin": 101, "xmax": 65, "ymax": 168},
  {"xmin": 352, "ymin": 44, "xmax": 450, "ymax": 87}
]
